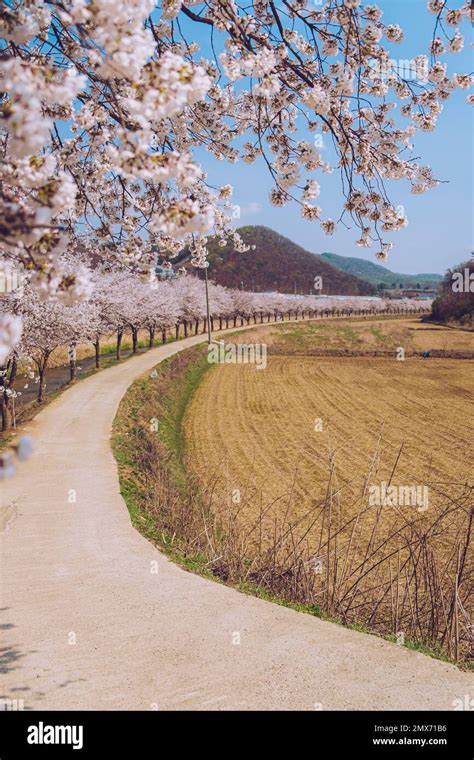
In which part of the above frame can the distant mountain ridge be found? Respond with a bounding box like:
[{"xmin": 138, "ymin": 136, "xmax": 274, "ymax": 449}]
[
  {"xmin": 321, "ymin": 252, "xmax": 442, "ymax": 290},
  {"xmin": 190, "ymin": 226, "xmax": 376, "ymax": 296}
]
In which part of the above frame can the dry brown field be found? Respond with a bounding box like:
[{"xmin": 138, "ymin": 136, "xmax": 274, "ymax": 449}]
[
  {"xmin": 228, "ymin": 317, "xmax": 474, "ymax": 354},
  {"xmin": 184, "ymin": 318, "xmax": 473, "ymax": 651},
  {"xmin": 185, "ymin": 354, "xmax": 473, "ymax": 537}
]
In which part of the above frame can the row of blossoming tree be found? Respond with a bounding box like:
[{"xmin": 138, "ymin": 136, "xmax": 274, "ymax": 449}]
[{"xmin": 0, "ymin": 259, "xmax": 428, "ymax": 432}]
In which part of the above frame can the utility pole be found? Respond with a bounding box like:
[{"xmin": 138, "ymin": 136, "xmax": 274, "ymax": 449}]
[{"xmin": 204, "ymin": 265, "xmax": 212, "ymax": 344}]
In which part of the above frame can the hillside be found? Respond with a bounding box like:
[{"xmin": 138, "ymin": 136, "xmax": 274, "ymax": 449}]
[
  {"xmin": 321, "ymin": 252, "xmax": 442, "ymax": 290},
  {"xmin": 430, "ymin": 259, "xmax": 474, "ymax": 327},
  {"xmin": 186, "ymin": 226, "xmax": 375, "ymax": 296}
]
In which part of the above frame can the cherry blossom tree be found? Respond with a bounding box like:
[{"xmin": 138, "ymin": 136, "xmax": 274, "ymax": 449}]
[
  {"xmin": 229, "ymin": 288, "xmax": 258, "ymax": 325},
  {"xmin": 17, "ymin": 288, "xmax": 91, "ymax": 401},
  {"xmin": 0, "ymin": 307, "xmax": 22, "ymax": 431},
  {"xmin": 86, "ymin": 269, "xmax": 122, "ymax": 367},
  {"xmin": 171, "ymin": 275, "xmax": 207, "ymax": 336},
  {"xmin": 113, "ymin": 277, "xmax": 153, "ymax": 354},
  {"xmin": 207, "ymin": 282, "xmax": 234, "ymax": 330},
  {"xmin": 143, "ymin": 280, "xmax": 181, "ymax": 346}
]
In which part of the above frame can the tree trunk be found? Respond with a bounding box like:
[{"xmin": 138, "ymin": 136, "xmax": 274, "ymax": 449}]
[
  {"xmin": 194, "ymin": 319, "xmax": 199, "ymax": 335},
  {"xmin": 226, "ymin": 318, "xmax": 229, "ymax": 329},
  {"xmin": 94, "ymin": 339, "xmax": 100, "ymax": 369},
  {"xmin": 219, "ymin": 317, "xmax": 223, "ymax": 330},
  {"xmin": 148, "ymin": 327, "xmax": 155, "ymax": 349},
  {"xmin": 175, "ymin": 323, "xmax": 180, "ymax": 340},
  {"xmin": 1, "ymin": 385, "xmax": 10, "ymax": 433},
  {"xmin": 0, "ymin": 357, "xmax": 16, "ymax": 432},
  {"xmin": 11, "ymin": 356, "xmax": 17, "ymax": 389},
  {"xmin": 38, "ymin": 360, "xmax": 48, "ymax": 403},
  {"xmin": 0, "ymin": 397, "xmax": 9, "ymax": 433},
  {"xmin": 116, "ymin": 329, "xmax": 123, "ymax": 360},
  {"xmin": 132, "ymin": 327, "xmax": 138, "ymax": 354},
  {"xmin": 184, "ymin": 321, "xmax": 188, "ymax": 337},
  {"xmin": 162, "ymin": 328, "xmax": 167, "ymax": 344},
  {"xmin": 68, "ymin": 343, "xmax": 77, "ymax": 381}
]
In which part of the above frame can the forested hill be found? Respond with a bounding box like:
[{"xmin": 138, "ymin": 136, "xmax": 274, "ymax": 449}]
[
  {"xmin": 187, "ymin": 226, "xmax": 375, "ymax": 296},
  {"xmin": 321, "ymin": 252, "xmax": 442, "ymax": 290}
]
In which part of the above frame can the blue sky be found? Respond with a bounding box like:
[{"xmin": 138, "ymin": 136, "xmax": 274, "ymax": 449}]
[{"xmin": 190, "ymin": 1, "xmax": 473, "ymax": 275}]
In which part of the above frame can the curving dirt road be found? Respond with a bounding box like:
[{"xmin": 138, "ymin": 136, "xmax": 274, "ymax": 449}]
[{"xmin": 1, "ymin": 329, "xmax": 472, "ymax": 710}]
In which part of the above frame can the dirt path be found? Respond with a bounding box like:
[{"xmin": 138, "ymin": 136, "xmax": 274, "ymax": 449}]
[{"xmin": 1, "ymin": 329, "xmax": 472, "ymax": 710}]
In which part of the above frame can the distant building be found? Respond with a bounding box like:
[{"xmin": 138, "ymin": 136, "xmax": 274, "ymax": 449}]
[
  {"xmin": 402, "ymin": 289, "xmax": 437, "ymax": 300},
  {"xmin": 151, "ymin": 242, "xmax": 178, "ymax": 280},
  {"xmin": 155, "ymin": 262, "xmax": 177, "ymax": 280},
  {"xmin": 385, "ymin": 288, "xmax": 437, "ymax": 300}
]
